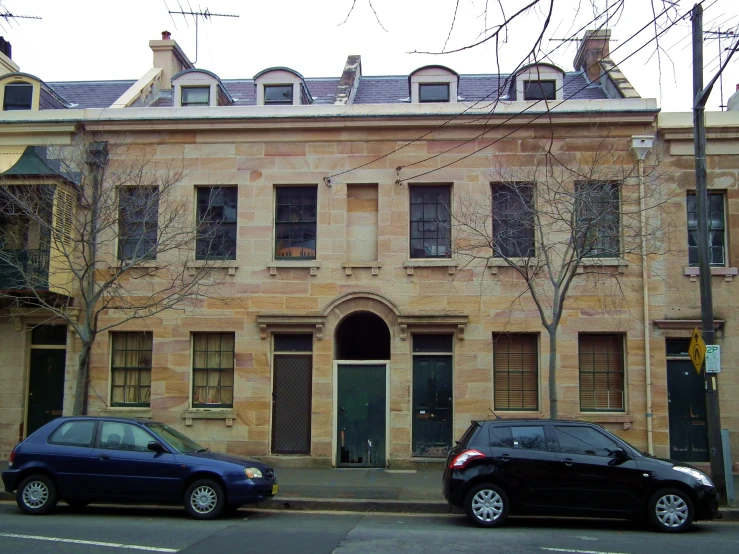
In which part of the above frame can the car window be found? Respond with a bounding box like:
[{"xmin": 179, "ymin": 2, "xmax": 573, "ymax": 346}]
[
  {"xmin": 99, "ymin": 422, "xmax": 155, "ymax": 452},
  {"xmin": 146, "ymin": 423, "xmax": 207, "ymax": 453},
  {"xmin": 48, "ymin": 420, "xmax": 96, "ymax": 447},
  {"xmin": 493, "ymin": 426, "xmax": 547, "ymax": 451},
  {"xmin": 554, "ymin": 426, "xmax": 620, "ymax": 457}
]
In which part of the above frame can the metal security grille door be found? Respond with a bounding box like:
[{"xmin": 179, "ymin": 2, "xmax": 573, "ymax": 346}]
[
  {"xmin": 337, "ymin": 364, "xmax": 386, "ymax": 467},
  {"xmin": 272, "ymin": 354, "xmax": 312, "ymax": 454},
  {"xmin": 412, "ymin": 356, "xmax": 453, "ymax": 457},
  {"xmin": 667, "ymin": 359, "xmax": 709, "ymax": 462}
]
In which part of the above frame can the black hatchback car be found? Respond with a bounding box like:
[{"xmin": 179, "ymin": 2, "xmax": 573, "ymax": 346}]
[
  {"xmin": 2, "ymin": 416, "xmax": 277, "ymax": 519},
  {"xmin": 443, "ymin": 419, "xmax": 720, "ymax": 532}
]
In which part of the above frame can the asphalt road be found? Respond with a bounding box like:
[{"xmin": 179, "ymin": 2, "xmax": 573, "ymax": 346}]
[{"xmin": 0, "ymin": 502, "xmax": 737, "ymax": 554}]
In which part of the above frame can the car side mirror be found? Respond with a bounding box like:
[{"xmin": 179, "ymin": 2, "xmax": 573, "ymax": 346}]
[
  {"xmin": 613, "ymin": 447, "xmax": 629, "ymax": 460},
  {"xmin": 147, "ymin": 441, "xmax": 166, "ymax": 453}
]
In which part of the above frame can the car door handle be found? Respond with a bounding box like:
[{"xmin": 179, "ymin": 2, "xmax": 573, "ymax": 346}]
[
  {"xmin": 98, "ymin": 454, "xmax": 111, "ymax": 460},
  {"xmin": 561, "ymin": 458, "xmax": 574, "ymax": 467},
  {"xmin": 499, "ymin": 454, "xmax": 511, "ymax": 462}
]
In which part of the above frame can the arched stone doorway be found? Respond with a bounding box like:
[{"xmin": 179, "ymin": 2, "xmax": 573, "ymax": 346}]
[{"xmin": 331, "ymin": 302, "xmax": 394, "ymax": 468}]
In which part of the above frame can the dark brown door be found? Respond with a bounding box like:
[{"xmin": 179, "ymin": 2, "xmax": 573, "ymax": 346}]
[
  {"xmin": 27, "ymin": 349, "xmax": 66, "ymax": 435},
  {"xmin": 271, "ymin": 354, "xmax": 312, "ymax": 454}
]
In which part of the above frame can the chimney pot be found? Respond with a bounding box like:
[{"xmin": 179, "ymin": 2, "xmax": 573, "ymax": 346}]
[{"xmin": 162, "ymin": 31, "xmax": 172, "ymax": 40}]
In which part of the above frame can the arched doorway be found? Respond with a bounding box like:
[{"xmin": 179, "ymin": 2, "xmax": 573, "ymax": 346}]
[{"xmin": 335, "ymin": 312, "xmax": 390, "ymax": 468}]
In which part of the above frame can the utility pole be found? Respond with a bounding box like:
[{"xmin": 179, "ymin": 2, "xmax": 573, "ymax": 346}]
[{"xmin": 691, "ymin": 3, "xmax": 727, "ymax": 503}]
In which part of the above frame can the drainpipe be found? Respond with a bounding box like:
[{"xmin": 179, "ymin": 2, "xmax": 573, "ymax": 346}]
[{"xmin": 631, "ymin": 135, "xmax": 655, "ymax": 455}]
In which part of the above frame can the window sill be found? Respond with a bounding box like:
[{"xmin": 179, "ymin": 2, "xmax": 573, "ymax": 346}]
[
  {"xmin": 492, "ymin": 412, "xmax": 545, "ymax": 419},
  {"xmin": 403, "ymin": 259, "xmax": 457, "ymax": 275},
  {"xmin": 186, "ymin": 261, "xmax": 239, "ymax": 276},
  {"xmin": 576, "ymin": 414, "xmax": 633, "ymax": 426},
  {"xmin": 182, "ymin": 409, "xmax": 236, "ymax": 426},
  {"xmin": 684, "ymin": 266, "xmax": 738, "ymax": 282},
  {"xmin": 342, "ymin": 262, "xmax": 381, "ymax": 276},
  {"xmin": 268, "ymin": 260, "xmax": 320, "ymax": 275},
  {"xmin": 487, "ymin": 257, "xmax": 536, "ymax": 274},
  {"xmin": 109, "ymin": 261, "xmax": 160, "ymax": 274},
  {"xmin": 577, "ymin": 258, "xmax": 627, "ymax": 273},
  {"xmin": 100, "ymin": 407, "xmax": 152, "ymax": 418}
]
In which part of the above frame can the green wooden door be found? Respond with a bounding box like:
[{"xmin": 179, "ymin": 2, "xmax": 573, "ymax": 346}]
[
  {"xmin": 27, "ymin": 349, "xmax": 66, "ymax": 436},
  {"xmin": 337, "ymin": 364, "xmax": 386, "ymax": 467},
  {"xmin": 412, "ymin": 356, "xmax": 453, "ymax": 457}
]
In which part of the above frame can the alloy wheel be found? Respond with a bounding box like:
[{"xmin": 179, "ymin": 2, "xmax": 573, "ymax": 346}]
[
  {"xmin": 471, "ymin": 488, "xmax": 504, "ymax": 522},
  {"xmin": 655, "ymin": 494, "xmax": 689, "ymax": 528},
  {"xmin": 22, "ymin": 480, "xmax": 50, "ymax": 509},
  {"xmin": 190, "ymin": 485, "xmax": 218, "ymax": 514}
]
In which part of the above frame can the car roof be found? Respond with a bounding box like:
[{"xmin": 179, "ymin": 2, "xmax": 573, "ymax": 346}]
[
  {"xmin": 475, "ymin": 419, "xmax": 599, "ymax": 426},
  {"xmin": 52, "ymin": 415, "xmax": 163, "ymax": 425}
]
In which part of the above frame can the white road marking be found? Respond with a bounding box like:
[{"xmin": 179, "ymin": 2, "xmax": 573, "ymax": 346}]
[
  {"xmin": 0, "ymin": 532, "xmax": 178, "ymax": 552},
  {"xmin": 541, "ymin": 549, "xmax": 628, "ymax": 554}
]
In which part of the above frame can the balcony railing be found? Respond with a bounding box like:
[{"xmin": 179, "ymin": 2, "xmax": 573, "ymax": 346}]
[{"xmin": 0, "ymin": 248, "xmax": 50, "ymax": 291}]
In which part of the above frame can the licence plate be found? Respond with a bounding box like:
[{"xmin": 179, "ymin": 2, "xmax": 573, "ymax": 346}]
[{"xmin": 271, "ymin": 484, "xmax": 278, "ymax": 495}]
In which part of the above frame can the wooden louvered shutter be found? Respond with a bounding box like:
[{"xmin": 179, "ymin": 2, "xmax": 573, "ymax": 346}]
[
  {"xmin": 493, "ymin": 334, "xmax": 538, "ymax": 411},
  {"xmin": 579, "ymin": 334, "xmax": 624, "ymax": 411}
]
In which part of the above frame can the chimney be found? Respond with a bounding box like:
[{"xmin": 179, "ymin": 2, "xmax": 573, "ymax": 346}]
[
  {"xmin": 149, "ymin": 31, "xmax": 194, "ymax": 90},
  {"xmin": 728, "ymin": 84, "xmax": 739, "ymax": 111},
  {"xmin": 0, "ymin": 36, "xmax": 19, "ymax": 75},
  {"xmin": 574, "ymin": 29, "xmax": 611, "ymax": 84},
  {"xmin": 335, "ymin": 55, "xmax": 362, "ymax": 105}
]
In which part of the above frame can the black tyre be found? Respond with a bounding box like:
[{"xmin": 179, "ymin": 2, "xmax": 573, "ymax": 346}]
[
  {"xmin": 463, "ymin": 483, "xmax": 510, "ymax": 528},
  {"xmin": 647, "ymin": 488, "xmax": 694, "ymax": 533},
  {"xmin": 184, "ymin": 479, "xmax": 225, "ymax": 520},
  {"xmin": 16, "ymin": 474, "xmax": 58, "ymax": 515}
]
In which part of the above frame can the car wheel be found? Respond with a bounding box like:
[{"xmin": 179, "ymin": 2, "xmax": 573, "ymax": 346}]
[
  {"xmin": 184, "ymin": 479, "xmax": 225, "ymax": 520},
  {"xmin": 463, "ymin": 483, "xmax": 509, "ymax": 528},
  {"xmin": 16, "ymin": 475, "xmax": 58, "ymax": 515},
  {"xmin": 648, "ymin": 488, "xmax": 694, "ymax": 533}
]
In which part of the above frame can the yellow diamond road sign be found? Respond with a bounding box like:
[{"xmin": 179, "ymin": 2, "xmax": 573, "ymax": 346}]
[{"xmin": 689, "ymin": 328, "xmax": 706, "ymax": 374}]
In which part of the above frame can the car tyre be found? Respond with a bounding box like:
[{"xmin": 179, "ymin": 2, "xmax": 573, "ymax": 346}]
[
  {"xmin": 463, "ymin": 483, "xmax": 509, "ymax": 528},
  {"xmin": 647, "ymin": 488, "xmax": 694, "ymax": 533},
  {"xmin": 16, "ymin": 474, "xmax": 58, "ymax": 515},
  {"xmin": 184, "ymin": 479, "xmax": 225, "ymax": 520}
]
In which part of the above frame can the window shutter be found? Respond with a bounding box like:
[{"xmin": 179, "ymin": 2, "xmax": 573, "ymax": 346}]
[
  {"xmin": 578, "ymin": 334, "xmax": 624, "ymax": 411},
  {"xmin": 54, "ymin": 186, "xmax": 74, "ymax": 246},
  {"xmin": 493, "ymin": 334, "xmax": 538, "ymax": 410}
]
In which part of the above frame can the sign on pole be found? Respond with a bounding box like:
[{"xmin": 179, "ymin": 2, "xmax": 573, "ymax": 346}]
[
  {"xmin": 689, "ymin": 328, "xmax": 706, "ymax": 374},
  {"xmin": 705, "ymin": 344, "xmax": 721, "ymax": 373}
]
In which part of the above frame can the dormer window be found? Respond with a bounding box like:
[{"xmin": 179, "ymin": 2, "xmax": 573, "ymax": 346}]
[
  {"xmin": 181, "ymin": 86, "xmax": 210, "ymax": 107},
  {"xmin": 3, "ymin": 82, "xmax": 32, "ymax": 110},
  {"xmin": 523, "ymin": 80, "xmax": 556, "ymax": 100},
  {"xmin": 419, "ymin": 83, "xmax": 450, "ymax": 103},
  {"xmin": 514, "ymin": 64, "xmax": 564, "ymax": 102},
  {"xmin": 264, "ymin": 85, "xmax": 294, "ymax": 105},
  {"xmin": 409, "ymin": 65, "xmax": 459, "ymax": 104}
]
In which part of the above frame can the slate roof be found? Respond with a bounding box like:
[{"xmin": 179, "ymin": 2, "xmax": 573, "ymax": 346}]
[
  {"xmin": 43, "ymin": 73, "xmax": 608, "ymax": 109},
  {"xmin": 353, "ymin": 72, "xmax": 608, "ymax": 104}
]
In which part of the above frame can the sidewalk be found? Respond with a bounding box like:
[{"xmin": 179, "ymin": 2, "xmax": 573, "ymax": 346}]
[{"xmin": 1, "ymin": 460, "xmax": 738, "ymax": 519}]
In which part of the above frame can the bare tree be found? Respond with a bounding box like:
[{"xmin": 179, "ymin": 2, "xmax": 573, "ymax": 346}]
[
  {"xmin": 451, "ymin": 137, "xmax": 665, "ymax": 418},
  {"xmin": 0, "ymin": 135, "xmax": 231, "ymax": 415}
]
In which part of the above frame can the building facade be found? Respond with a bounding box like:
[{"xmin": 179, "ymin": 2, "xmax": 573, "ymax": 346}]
[{"xmin": 0, "ymin": 30, "xmax": 736, "ymax": 471}]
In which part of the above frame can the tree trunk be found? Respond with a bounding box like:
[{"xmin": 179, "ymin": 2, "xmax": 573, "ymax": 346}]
[
  {"xmin": 548, "ymin": 327, "xmax": 558, "ymax": 419},
  {"xmin": 72, "ymin": 343, "xmax": 92, "ymax": 416}
]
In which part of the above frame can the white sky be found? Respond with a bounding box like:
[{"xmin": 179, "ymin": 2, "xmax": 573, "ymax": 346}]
[{"xmin": 5, "ymin": 0, "xmax": 739, "ymax": 112}]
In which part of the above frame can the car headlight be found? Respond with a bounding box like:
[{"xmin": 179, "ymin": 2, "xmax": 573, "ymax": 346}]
[
  {"xmin": 244, "ymin": 467, "xmax": 263, "ymax": 479},
  {"xmin": 673, "ymin": 466, "xmax": 714, "ymax": 487}
]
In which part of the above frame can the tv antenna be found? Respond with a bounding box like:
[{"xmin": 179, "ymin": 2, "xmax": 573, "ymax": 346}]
[
  {"xmin": 704, "ymin": 29, "xmax": 739, "ymax": 111},
  {"xmin": 165, "ymin": 3, "xmax": 238, "ymax": 64},
  {"xmin": 0, "ymin": 5, "xmax": 42, "ymax": 32}
]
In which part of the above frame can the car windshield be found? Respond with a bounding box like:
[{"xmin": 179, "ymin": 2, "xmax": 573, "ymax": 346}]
[{"xmin": 146, "ymin": 423, "xmax": 208, "ymax": 453}]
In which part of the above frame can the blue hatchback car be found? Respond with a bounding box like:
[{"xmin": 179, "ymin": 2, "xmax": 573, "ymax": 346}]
[{"xmin": 2, "ymin": 416, "xmax": 278, "ymax": 519}]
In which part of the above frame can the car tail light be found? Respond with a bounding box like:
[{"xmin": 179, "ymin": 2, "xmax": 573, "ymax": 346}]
[
  {"xmin": 449, "ymin": 449, "xmax": 484, "ymax": 469},
  {"xmin": 8, "ymin": 450, "xmax": 15, "ymax": 468}
]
